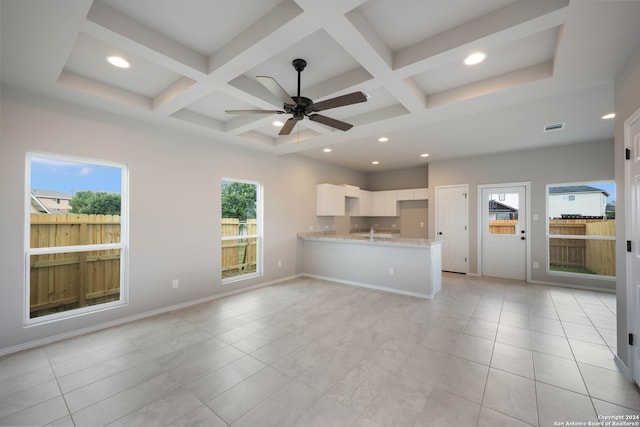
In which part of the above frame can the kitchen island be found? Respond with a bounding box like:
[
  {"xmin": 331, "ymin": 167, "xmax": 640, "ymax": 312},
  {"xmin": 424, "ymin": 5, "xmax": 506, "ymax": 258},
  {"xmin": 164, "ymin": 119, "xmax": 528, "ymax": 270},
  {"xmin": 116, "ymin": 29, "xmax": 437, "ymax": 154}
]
[{"xmin": 297, "ymin": 232, "xmax": 443, "ymax": 299}]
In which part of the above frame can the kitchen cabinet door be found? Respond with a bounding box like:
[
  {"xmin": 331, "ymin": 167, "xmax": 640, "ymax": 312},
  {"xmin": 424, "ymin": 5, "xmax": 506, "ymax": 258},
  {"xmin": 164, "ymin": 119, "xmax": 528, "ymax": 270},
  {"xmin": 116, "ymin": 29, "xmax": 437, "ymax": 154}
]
[{"xmin": 317, "ymin": 184, "xmax": 346, "ymax": 216}]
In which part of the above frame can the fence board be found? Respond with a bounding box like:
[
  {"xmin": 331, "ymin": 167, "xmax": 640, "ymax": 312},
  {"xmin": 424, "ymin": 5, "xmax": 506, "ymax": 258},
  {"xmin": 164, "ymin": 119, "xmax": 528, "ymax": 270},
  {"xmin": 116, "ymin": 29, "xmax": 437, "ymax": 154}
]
[{"xmin": 30, "ymin": 213, "xmax": 122, "ymax": 317}]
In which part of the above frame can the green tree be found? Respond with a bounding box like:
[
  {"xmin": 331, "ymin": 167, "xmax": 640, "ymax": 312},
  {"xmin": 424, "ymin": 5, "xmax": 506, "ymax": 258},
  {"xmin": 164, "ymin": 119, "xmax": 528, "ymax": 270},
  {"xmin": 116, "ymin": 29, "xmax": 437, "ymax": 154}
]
[
  {"xmin": 222, "ymin": 181, "xmax": 256, "ymax": 220},
  {"xmin": 70, "ymin": 191, "xmax": 121, "ymax": 215}
]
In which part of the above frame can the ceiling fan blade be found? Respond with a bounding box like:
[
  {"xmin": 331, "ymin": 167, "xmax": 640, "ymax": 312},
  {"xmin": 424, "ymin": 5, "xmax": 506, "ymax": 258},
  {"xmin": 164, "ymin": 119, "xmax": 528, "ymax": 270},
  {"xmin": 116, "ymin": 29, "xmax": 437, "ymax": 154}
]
[
  {"xmin": 256, "ymin": 76, "xmax": 296, "ymax": 106},
  {"xmin": 279, "ymin": 118, "xmax": 299, "ymax": 135},
  {"xmin": 312, "ymin": 91, "xmax": 368, "ymax": 112},
  {"xmin": 225, "ymin": 109, "xmax": 285, "ymax": 115},
  {"xmin": 308, "ymin": 114, "xmax": 353, "ymax": 131}
]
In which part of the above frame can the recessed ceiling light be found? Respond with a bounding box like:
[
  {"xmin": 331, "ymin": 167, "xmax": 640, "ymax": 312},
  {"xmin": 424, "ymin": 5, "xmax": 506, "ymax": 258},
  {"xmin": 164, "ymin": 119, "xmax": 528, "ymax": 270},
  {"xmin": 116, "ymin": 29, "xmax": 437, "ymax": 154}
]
[
  {"xmin": 378, "ymin": 137, "xmax": 389, "ymax": 142},
  {"xmin": 107, "ymin": 56, "xmax": 130, "ymax": 69},
  {"xmin": 464, "ymin": 52, "xmax": 486, "ymax": 66},
  {"xmin": 323, "ymin": 148, "xmax": 332, "ymax": 153},
  {"xmin": 371, "ymin": 161, "xmax": 380, "ymax": 165},
  {"xmin": 421, "ymin": 153, "xmax": 430, "ymax": 158},
  {"xmin": 272, "ymin": 120, "xmax": 284, "ymax": 127},
  {"xmin": 601, "ymin": 113, "xmax": 615, "ymax": 120}
]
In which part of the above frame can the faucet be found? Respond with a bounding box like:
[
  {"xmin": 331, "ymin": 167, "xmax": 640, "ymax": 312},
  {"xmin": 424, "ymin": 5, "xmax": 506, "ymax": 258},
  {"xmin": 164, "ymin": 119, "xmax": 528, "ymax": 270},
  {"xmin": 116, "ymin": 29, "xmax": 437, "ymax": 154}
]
[{"xmin": 370, "ymin": 225, "xmax": 375, "ymax": 241}]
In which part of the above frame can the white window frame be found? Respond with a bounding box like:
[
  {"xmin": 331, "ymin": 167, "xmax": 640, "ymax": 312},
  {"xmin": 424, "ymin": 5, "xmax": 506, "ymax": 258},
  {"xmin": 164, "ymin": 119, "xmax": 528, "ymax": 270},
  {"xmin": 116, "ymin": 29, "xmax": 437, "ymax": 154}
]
[
  {"xmin": 24, "ymin": 152, "xmax": 129, "ymax": 326},
  {"xmin": 221, "ymin": 178, "xmax": 263, "ymax": 284},
  {"xmin": 546, "ymin": 181, "xmax": 615, "ymax": 280}
]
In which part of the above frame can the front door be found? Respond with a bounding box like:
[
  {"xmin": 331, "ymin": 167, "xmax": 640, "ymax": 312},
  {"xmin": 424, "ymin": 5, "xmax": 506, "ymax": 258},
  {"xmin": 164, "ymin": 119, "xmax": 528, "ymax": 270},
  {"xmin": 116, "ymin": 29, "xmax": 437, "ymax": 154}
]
[
  {"xmin": 436, "ymin": 185, "xmax": 468, "ymax": 273},
  {"xmin": 481, "ymin": 184, "xmax": 528, "ymax": 280}
]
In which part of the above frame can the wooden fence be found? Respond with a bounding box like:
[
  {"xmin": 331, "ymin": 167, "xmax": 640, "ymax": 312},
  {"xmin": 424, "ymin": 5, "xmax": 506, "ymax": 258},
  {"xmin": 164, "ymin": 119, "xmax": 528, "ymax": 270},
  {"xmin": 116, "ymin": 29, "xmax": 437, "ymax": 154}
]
[
  {"xmin": 30, "ymin": 213, "xmax": 121, "ymax": 318},
  {"xmin": 488, "ymin": 219, "xmax": 615, "ymax": 276},
  {"xmin": 222, "ymin": 218, "xmax": 257, "ymax": 278}
]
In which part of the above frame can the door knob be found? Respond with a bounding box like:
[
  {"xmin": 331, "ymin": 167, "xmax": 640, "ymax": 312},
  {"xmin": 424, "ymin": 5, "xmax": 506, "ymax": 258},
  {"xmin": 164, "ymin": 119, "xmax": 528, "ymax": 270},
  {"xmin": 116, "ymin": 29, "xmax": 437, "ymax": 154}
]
[
  {"xmin": 521, "ymin": 236, "xmax": 525, "ymax": 240},
  {"xmin": 438, "ymin": 232, "xmax": 443, "ymax": 235}
]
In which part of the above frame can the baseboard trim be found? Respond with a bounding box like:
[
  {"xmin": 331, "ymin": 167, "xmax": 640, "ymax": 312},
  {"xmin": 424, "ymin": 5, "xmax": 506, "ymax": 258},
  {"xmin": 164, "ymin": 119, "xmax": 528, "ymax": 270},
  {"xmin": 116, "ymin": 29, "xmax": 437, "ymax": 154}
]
[
  {"xmin": 0, "ymin": 274, "xmax": 301, "ymax": 357},
  {"xmin": 301, "ymin": 273, "xmax": 436, "ymax": 299}
]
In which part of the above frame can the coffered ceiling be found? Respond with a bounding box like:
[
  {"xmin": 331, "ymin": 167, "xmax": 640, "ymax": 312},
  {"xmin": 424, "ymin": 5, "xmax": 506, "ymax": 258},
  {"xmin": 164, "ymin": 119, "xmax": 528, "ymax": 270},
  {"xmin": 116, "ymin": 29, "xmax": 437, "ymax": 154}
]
[{"xmin": 2, "ymin": 0, "xmax": 639, "ymax": 171}]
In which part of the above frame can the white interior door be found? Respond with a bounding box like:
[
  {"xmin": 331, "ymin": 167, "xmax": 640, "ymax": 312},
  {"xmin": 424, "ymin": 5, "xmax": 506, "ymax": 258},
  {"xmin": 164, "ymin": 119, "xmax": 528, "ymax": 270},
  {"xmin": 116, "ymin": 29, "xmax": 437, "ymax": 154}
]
[
  {"xmin": 626, "ymin": 109, "xmax": 640, "ymax": 385},
  {"xmin": 481, "ymin": 185, "xmax": 527, "ymax": 280},
  {"xmin": 436, "ymin": 185, "xmax": 468, "ymax": 273}
]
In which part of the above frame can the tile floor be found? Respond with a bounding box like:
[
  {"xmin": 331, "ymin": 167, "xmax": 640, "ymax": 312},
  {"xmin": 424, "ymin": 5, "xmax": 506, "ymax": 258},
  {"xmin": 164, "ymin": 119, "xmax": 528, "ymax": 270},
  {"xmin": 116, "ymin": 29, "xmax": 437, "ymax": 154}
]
[{"xmin": 1, "ymin": 273, "xmax": 640, "ymax": 426}]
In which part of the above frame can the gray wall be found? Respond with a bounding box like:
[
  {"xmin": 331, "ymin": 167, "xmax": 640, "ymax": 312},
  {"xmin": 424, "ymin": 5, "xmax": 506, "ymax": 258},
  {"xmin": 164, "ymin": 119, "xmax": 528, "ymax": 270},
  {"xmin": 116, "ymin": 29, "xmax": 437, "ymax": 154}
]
[
  {"xmin": 0, "ymin": 87, "xmax": 366, "ymax": 353},
  {"xmin": 428, "ymin": 140, "xmax": 615, "ymax": 290},
  {"xmin": 367, "ymin": 166, "xmax": 428, "ymax": 191},
  {"xmin": 614, "ymin": 41, "xmax": 640, "ymax": 367}
]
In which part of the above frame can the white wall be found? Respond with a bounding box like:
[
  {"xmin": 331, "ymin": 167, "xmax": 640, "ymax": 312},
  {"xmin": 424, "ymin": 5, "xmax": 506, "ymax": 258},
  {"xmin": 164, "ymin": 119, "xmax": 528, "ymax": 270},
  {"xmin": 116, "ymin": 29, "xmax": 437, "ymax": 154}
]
[
  {"xmin": 614, "ymin": 41, "xmax": 640, "ymax": 367},
  {"xmin": 0, "ymin": 86, "xmax": 366, "ymax": 353},
  {"xmin": 428, "ymin": 140, "xmax": 615, "ymax": 291}
]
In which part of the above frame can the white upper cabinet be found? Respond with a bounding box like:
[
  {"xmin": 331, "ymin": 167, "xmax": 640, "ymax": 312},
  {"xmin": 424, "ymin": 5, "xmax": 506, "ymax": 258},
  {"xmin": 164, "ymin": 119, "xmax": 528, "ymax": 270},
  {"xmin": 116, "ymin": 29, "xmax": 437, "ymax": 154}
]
[
  {"xmin": 396, "ymin": 188, "xmax": 428, "ymax": 201},
  {"xmin": 319, "ymin": 185, "xmax": 427, "ymax": 217},
  {"xmin": 344, "ymin": 184, "xmax": 360, "ymax": 198},
  {"xmin": 374, "ymin": 190, "xmax": 397, "ymax": 216},
  {"xmin": 348, "ymin": 190, "xmax": 373, "ymax": 216},
  {"xmin": 317, "ymin": 184, "xmax": 346, "ymax": 216}
]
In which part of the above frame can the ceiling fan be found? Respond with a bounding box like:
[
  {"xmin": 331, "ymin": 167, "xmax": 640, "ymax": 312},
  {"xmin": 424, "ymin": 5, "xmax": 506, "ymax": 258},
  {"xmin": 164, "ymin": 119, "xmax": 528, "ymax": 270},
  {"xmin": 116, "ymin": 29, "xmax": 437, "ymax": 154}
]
[{"xmin": 225, "ymin": 59, "xmax": 368, "ymax": 136}]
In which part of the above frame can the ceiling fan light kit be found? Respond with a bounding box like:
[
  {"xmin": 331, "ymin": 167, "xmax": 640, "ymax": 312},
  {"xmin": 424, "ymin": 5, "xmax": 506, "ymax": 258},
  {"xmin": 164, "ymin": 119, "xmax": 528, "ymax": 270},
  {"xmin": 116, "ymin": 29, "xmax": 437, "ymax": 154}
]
[{"xmin": 225, "ymin": 59, "xmax": 368, "ymax": 136}]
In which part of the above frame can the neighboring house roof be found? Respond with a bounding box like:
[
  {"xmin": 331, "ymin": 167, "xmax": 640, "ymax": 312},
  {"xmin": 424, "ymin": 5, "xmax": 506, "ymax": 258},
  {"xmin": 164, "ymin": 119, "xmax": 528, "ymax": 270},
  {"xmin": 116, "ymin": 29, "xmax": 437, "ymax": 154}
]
[
  {"xmin": 30, "ymin": 193, "xmax": 50, "ymax": 213},
  {"xmin": 489, "ymin": 200, "xmax": 518, "ymax": 213},
  {"xmin": 549, "ymin": 185, "xmax": 609, "ymax": 197},
  {"xmin": 31, "ymin": 189, "xmax": 72, "ymax": 199}
]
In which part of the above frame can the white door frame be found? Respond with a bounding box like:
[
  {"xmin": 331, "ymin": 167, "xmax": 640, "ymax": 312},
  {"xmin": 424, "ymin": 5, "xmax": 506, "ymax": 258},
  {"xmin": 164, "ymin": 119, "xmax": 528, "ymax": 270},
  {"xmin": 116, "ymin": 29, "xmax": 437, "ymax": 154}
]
[
  {"xmin": 477, "ymin": 182, "xmax": 531, "ymax": 281},
  {"xmin": 625, "ymin": 107, "xmax": 640, "ymax": 383}
]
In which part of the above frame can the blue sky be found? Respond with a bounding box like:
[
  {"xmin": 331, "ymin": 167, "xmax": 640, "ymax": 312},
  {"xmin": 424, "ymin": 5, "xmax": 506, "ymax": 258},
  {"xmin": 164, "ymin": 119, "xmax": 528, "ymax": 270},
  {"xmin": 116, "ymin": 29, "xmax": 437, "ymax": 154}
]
[{"xmin": 30, "ymin": 157, "xmax": 121, "ymax": 194}]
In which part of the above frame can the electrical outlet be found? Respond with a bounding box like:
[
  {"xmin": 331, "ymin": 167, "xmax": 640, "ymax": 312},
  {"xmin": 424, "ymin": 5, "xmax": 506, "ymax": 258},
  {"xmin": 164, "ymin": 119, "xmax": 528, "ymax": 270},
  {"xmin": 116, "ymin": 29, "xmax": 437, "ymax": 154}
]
[
  {"xmin": 277, "ymin": 260, "xmax": 282, "ymax": 268},
  {"xmin": 172, "ymin": 279, "xmax": 179, "ymax": 288},
  {"xmin": 533, "ymin": 262, "xmax": 539, "ymax": 269},
  {"xmin": 388, "ymin": 267, "xmax": 394, "ymax": 275}
]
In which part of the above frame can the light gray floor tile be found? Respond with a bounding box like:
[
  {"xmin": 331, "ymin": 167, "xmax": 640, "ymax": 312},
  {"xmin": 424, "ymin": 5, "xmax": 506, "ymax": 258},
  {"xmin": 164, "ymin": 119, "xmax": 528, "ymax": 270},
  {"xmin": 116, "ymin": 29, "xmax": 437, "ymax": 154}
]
[
  {"xmin": 496, "ymin": 324, "xmax": 532, "ymax": 349},
  {"xmin": 531, "ymin": 331, "xmax": 574, "ymax": 359},
  {"xmin": 483, "ymin": 368, "xmax": 538, "ymax": 425},
  {"xmin": 415, "ymin": 388, "xmax": 481, "ymax": 426},
  {"xmin": 533, "ymin": 351, "xmax": 588, "ymax": 394},
  {"xmin": 536, "ymin": 382, "xmax": 598, "ymax": 426},
  {"xmin": 563, "ymin": 322, "xmax": 607, "ymax": 345},
  {"xmin": 106, "ymin": 389, "xmax": 206, "ymax": 427},
  {"xmin": 463, "ymin": 318, "xmax": 499, "ymax": 340},
  {"xmin": 569, "ymin": 338, "xmax": 618, "ymax": 371},
  {"xmin": 0, "ymin": 379, "xmax": 61, "ymax": 419},
  {"xmin": 64, "ymin": 360, "xmax": 164, "ymax": 413},
  {"xmin": 435, "ymin": 355, "xmax": 489, "ymax": 404},
  {"xmin": 291, "ymin": 395, "xmax": 360, "ymax": 427},
  {"xmin": 186, "ymin": 354, "xmax": 265, "ymax": 402},
  {"xmin": 327, "ymin": 360, "xmax": 393, "ymax": 414},
  {"xmin": 1, "ymin": 274, "xmax": 636, "ymax": 427},
  {"xmin": 0, "ymin": 396, "xmax": 69, "ymax": 427},
  {"xmin": 165, "ymin": 405, "xmax": 227, "ymax": 427},
  {"xmin": 592, "ymin": 398, "xmax": 640, "ymax": 418},
  {"xmin": 230, "ymin": 380, "xmax": 320, "ymax": 427},
  {"xmin": 580, "ymin": 363, "xmax": 640, "ymax": 411},
  {"xmin": 452, "ymin": 333, "xmax": 494, "ymax": 365},
  {"xmin": 71, "ymin": 374, "xmax": 180, "ymax": 426},
  {"xmin": 477, "ymin": 406, "xmax": 535, "ymax": 427},
  {"xmin": 207, "ymin": 366, "xmax": 291, "ymax": 424},
  {"xmin": 491, "ymin": 342, "xmax": 534, "ymax": 379}
]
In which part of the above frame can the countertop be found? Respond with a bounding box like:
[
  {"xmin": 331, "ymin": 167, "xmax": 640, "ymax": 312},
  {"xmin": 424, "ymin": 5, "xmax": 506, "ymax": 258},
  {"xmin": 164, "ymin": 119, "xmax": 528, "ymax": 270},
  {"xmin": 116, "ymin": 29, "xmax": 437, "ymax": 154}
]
[{"xmin": 297, "ymin": 231, "xmax": 442, "ymax": 248}]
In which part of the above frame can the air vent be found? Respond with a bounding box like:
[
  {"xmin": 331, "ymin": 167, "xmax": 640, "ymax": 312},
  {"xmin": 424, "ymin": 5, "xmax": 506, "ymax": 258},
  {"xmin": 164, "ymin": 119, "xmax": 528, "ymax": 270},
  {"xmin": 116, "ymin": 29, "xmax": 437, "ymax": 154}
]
[{"xmin": 544, "ymin": 123, "xmax": 565, "ymax": 132}]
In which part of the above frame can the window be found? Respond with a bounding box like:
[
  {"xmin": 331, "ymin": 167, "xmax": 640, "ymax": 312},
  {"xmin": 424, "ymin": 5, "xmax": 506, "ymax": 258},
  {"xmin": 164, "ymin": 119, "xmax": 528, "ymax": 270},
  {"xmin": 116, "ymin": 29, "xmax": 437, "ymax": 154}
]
[
  {"xmin": 26, "ymin": 153, "xmax": 127, "ymax": 323},
  {"xmin": 547, "ymin": 181, "xmax": 615, "ymax": 277},
  {"xmin": 221, "ymin": 179, "xmax": 262, "ymax": 282}
]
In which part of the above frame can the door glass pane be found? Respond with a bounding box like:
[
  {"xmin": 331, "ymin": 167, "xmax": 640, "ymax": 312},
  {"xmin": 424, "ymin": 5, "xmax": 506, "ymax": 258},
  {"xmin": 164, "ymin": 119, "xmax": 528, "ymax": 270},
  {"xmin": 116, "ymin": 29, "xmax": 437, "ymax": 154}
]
[{"xmin": 488, "ymin": 192, "xmax": 519, "ymax": 235}]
